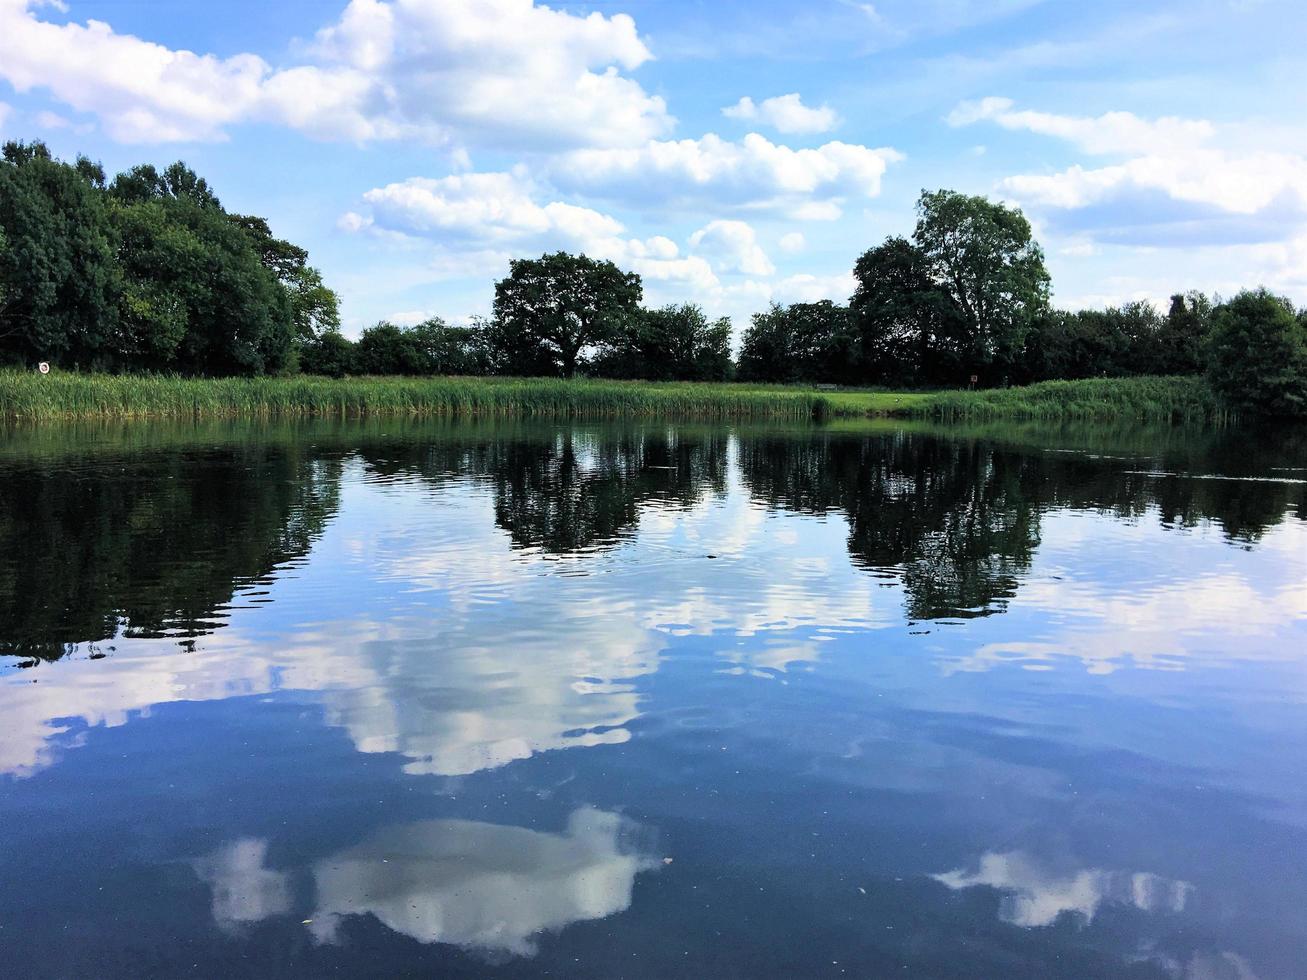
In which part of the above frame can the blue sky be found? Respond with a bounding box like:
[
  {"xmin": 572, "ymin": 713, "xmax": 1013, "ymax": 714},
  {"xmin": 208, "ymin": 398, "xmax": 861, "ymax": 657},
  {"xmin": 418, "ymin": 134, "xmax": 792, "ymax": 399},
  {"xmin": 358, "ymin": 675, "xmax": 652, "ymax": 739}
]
[{"xmin": 2, "ymin": 0, "xmax": 1305, "ymax": 335}]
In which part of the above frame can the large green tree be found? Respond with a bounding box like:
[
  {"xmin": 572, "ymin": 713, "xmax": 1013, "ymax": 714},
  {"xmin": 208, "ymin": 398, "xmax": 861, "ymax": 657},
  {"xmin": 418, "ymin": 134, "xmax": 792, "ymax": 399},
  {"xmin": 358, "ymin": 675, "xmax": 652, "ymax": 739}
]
[
  {"xmin": 1206, "ymin": 289, "xmax": 1307, "ymax": 416},
  {"xmin": 229, "ymin": 214, "xmax": 340, "ymax": 340},
  {"xmin": 1, "ymin": 143, "xmax": 331, "ymax": 376},
  {"xmin": 595, "ymin": 303, "xmax": 733, "ymax": 381},
  {"xmin": 912, "ymin": 189, "xmax": 1050, "ymax": 382},
  {"xmin": 737, "ymin": 301, "xmax": 853, "ymax": 383},
  {"xmin": 0, "ymin": 141, "xmax": 120, "ymax": 367},
  {"xmin": 851, "ymin": 235, "xmax": 960, "ymax": 384},
  {"xmin": 491, "ymin": 252, "xmax": 642, "ymax": 377}
]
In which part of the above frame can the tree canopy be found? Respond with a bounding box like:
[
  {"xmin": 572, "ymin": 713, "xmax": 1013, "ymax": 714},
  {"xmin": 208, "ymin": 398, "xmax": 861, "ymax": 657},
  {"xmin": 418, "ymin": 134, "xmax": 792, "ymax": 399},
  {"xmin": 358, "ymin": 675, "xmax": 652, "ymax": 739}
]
[
  {"xmin": 491, "ymin": 252, "xmax": 642, "ymax": 377},
  {"xmin": 0, "ymin": 141, "xmax": 337, "ymax": 375},
  {"xmin": 1206, "ymin": 289, "xmax": 1307, "ymax": 416}
]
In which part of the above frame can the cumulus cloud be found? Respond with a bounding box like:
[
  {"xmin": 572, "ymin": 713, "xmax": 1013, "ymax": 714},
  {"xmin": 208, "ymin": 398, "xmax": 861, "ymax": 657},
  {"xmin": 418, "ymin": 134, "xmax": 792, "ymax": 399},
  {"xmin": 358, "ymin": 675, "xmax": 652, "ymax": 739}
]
[
  {"xmin": 346, "ymin": 171, "xmax": 719, "ymax": 293},
  {"xmin": 550, "ymin": 133, "xmax": 902, "ymax": 219},
  {"xmin": 778, "ymin": 231, "xmax": 807, "ymax": 253},
  {"xmin": 951, "ymin": 97, "xmax": 1307, "ymax": 247},
  {"xmin": 947, "ymin": 97, "xmax": 1214, "ymax": 155},
  {"xmin": 689, "ymin": 220, "xmax": 775, "ymax": 276},
  {"xmin": 722, "ymin": 93, "xmax": 839, "ymax": 135},
  {"xmin": 0, "ymin": 0, "xmax": 671, "ymax": 147},
  {"xmin": 0, "ymin": 0, "xmax": 268, "ymax": 142},
  {"xmin": 771, "ymin": 272, "xmax": 856, "ymax": 304}
]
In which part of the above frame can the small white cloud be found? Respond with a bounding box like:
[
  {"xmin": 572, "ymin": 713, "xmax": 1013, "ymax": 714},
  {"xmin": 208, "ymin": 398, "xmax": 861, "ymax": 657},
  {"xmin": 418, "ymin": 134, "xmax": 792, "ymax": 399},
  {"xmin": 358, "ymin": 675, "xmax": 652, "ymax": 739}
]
[
  {"xmin": 722, "ymin": 93, "xmax": 839, "ymax": 135},
  {"xmin": 949, "ymin": 96, "xmax": 1215, "ymax": 155},
  {"xmin": 689, "ymin": 220, "xmax": 775, "ymax": 276},
  {"xmin": 772, "ymin": 272, "xmax": 855, "ymax": 305},
  {"xmin": 34, "ymin": 109, "xmax": 68, "ymax": 129},
  {"xmin": 552, "ymin": 133, "xmax": 901, "ymax": 219},
  {"xmin": 778, "ymin": 231, "xmax": 806, "ymax": 253},
  {"xmin": 387, "ymin": 310, "xmax": 433, "ymax": 326}
]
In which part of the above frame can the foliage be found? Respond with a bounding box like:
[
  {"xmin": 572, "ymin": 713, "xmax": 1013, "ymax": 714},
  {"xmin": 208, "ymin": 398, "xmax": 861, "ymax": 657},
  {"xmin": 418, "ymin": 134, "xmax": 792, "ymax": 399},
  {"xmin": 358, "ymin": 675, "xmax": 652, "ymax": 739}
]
[
  {"xmin": 0, "ymin": 141, "xmax": 119, "ymax": 367},
  {"xmin": 491, "ymin": 252, "xmax": 642, "ymax": 377},
  {"xmin": 1206, "ymin": 289, "xmax": 1307, "ymax": 416},
  {"xmin": 912, "ymin": 189, "xmax": 1050, "ymax": 381},
  {"xmin": 737, "ymin": 301, "xmax": 854, "ymax": 383},
  {"xmin": 0, "ymin": 370, "xmax": 832, "ymax": 422},
  {"xmin": 918, "ymin": 375, "xmax": 1223, "ymax": 422},
  {"xmin": 593, "ymin": 303, "xmax": 733, "ymax": 381},
  {"xmin": 851, "ymin": 235, "xmax": 958, "ymax": 384},
  {"xmin": 0, "ymin": 141, "xmax": 333, "ymax": 376},
  {"xmin": 299, "ymin": 328, "xmax": 356, "ymax": 378}
]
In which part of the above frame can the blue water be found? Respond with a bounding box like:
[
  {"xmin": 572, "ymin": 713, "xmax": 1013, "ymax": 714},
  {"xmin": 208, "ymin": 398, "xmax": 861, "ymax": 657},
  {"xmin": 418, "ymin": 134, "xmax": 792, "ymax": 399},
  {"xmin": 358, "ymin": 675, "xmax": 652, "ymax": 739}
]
[{"xmin": 1, "ymin": 419, "xmax": 1305, "ymax": 977}]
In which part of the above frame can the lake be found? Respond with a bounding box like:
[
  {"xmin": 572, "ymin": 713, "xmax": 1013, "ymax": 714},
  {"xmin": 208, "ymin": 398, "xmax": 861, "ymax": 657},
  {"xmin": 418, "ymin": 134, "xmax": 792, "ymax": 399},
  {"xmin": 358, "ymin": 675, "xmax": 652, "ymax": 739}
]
[{"xmin": 2, "ymin": 417, "xmax": 1305, "ymax": 978}]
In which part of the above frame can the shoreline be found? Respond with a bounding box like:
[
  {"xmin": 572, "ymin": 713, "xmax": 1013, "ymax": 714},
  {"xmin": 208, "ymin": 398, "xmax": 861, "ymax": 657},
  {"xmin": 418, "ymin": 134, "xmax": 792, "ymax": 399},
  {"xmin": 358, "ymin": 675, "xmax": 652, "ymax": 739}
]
[{"xmin": 0, "ymin": 371, "xmax": 1224, "ymax": 424}]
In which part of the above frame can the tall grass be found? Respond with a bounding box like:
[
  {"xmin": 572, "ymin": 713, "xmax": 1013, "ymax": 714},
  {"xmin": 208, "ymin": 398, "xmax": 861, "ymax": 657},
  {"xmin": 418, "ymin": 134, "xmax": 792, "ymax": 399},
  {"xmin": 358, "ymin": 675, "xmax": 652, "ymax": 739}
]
[
  {"xmin": 915, "ymin": 376, "xmax": 1229, "ymax": 422},
  {"xmin": 0, "ymin": 371, "xmax": 832, "ymax": 423},
  {"xmin": 0, "ymin": 370, "xmax": 1235, "ymax": 425}
]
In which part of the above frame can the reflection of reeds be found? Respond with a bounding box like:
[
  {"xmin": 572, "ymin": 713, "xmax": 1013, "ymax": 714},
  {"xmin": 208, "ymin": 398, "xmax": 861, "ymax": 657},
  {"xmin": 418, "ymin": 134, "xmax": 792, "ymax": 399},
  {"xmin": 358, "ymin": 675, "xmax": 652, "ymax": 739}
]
[
  {"xmin": 0, "ymin": 371, "xmax": 833, "ymax": 422},
  {"xmin": 916, "ymin": 376, "xmax": 1231, "ymax": 422}
]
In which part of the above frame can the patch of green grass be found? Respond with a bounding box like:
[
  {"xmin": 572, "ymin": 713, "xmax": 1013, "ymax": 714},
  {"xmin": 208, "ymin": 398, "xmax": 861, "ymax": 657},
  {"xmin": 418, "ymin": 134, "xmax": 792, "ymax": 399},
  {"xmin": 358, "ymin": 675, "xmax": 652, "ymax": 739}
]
[
  {"xmin": 0, "ymin": 371, "xmax": 841, "ymax": 423},
  {"xmin": 0, "ymin": 370, "xmax": 1228, "ymax": 424},
  {"xmin": 911, "ymin": 376, "xmax": 1226, "ymax": 422}
]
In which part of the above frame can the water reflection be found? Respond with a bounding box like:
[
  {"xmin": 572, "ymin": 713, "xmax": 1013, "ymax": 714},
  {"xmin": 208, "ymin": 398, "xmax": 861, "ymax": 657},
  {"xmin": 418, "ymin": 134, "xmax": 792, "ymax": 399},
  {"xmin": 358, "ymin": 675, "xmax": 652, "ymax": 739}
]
[
  {"xmin": 193, "ymin": 838, "xmax": 293, "ymax": 933},
  {"xmin": 189, "ymin": 808, "xmax": 654, "ymax": 958},
  {"xmin": 1, "ymin": 419, "xmax": 1306, "ymax": 976},
  {"xmin": 0, "ymin": 434, "xmax": 340, "ymax": 659},
  {"xmin": 310, "ymin": 808, "xmax": 655, "ymax": 956},
  {"xmin": 3, "ymin": 420, "xmax": 1303, "ymax": 663},
  {"xmin": 934, "ymin": 851, "xmax": 1192, "ymax": 927}
]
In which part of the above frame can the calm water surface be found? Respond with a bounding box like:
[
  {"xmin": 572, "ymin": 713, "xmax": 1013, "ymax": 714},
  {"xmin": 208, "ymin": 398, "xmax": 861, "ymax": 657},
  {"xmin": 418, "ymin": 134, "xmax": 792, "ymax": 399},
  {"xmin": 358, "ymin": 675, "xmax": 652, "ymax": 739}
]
[{"xmin": 1, "ymin": 418, "xmax": 1305, "ymax": 978}]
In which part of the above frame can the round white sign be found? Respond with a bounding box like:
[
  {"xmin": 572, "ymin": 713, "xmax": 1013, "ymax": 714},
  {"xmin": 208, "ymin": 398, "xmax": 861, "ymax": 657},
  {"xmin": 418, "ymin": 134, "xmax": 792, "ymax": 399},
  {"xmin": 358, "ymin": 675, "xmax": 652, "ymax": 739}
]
[{"xmin": 38, "ymin": 361, "xmax": 50, "ymax": 375}]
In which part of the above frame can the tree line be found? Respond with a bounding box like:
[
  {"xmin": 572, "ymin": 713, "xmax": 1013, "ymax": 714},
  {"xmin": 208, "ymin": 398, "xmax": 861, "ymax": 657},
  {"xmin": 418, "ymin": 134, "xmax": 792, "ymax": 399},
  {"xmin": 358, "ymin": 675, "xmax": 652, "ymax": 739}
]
[
  {"xmin": 0, "ymin": 141, "xmax": 339, "ymax": 375},
  {"xmin": 4, "ymin": 141, "xmax": 1305, "ymax": 415}
]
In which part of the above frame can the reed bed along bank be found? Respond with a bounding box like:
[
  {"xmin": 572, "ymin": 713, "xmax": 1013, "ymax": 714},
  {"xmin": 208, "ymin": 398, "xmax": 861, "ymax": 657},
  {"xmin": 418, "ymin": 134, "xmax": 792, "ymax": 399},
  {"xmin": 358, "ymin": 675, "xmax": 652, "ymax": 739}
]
[
  {"xmin": 915, "ymin": 376, "xmax": 1228, "ymax": 422},
  {"xmin": 0, "ymin": 371, "xmax": 835, "ymax": 423},
  {"xmin": 0, "ymin": 371, "xmax": 1232, "ymax": 425}
]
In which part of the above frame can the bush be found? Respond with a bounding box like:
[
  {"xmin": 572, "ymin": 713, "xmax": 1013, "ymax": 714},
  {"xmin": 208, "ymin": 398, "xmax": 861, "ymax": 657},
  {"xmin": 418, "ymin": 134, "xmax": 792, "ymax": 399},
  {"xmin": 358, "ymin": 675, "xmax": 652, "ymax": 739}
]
[
  {"xmin": 300, "ymin": 330, "xmax": 354, "ymax": 378},
  {"xmin": 1206, "ymin": 289, "xmax": 1307, "ymax": 417}
]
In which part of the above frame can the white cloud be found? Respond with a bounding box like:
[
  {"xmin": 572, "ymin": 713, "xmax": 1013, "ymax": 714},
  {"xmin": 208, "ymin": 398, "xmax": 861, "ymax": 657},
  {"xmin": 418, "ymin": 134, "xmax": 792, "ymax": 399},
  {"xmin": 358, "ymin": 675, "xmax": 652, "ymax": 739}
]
[
  {"xmin": 947, "ymin": 97, "xmax": 1214, "ymax": 155},
  {"xmin": 689, "ymin": 220, "xmax": 775, "ymax": 276},
  {"xmin": 722, "ymin": 93, "xmax": 839, "ymax": 135},
  {"xmin": 0, "ymin": 0, "xmax": 671, "ymax": 148},
  {"xmin": 952, "ymin": 97, "xmax": 1307, "ymax": 247},
  {"xmin": 771, "ymin": 272, "xmax": 856, "ymax": 305},
  {"xmin": 778, "ymin": 231, "xmax": 807, "ymax": 253},
  {"xmin": 551, "ymin": 133, "xmax": 902, "ymax": 219},
  {"xmin": 0, "ymin": 0, "xmax": 268, "ymax": 142},
  {"xmin": 350, "ymin": 170, "xmax": 719, "ymax": 293}
]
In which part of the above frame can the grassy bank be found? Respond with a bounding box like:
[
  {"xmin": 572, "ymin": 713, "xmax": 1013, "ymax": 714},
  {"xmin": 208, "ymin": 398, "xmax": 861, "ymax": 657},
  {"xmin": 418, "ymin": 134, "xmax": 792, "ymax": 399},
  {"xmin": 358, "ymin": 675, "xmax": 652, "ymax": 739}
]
[
  {"xmin": 0, "ymin": 370, "xmax": 1224, "ymax": 424},
  {"xmin": 915, "ymin": 376, "xmax": 1225, "ymax": 422},
  {"xmin": 0, "ymin": 371, "xmax": 843, "ymax": 422}
]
